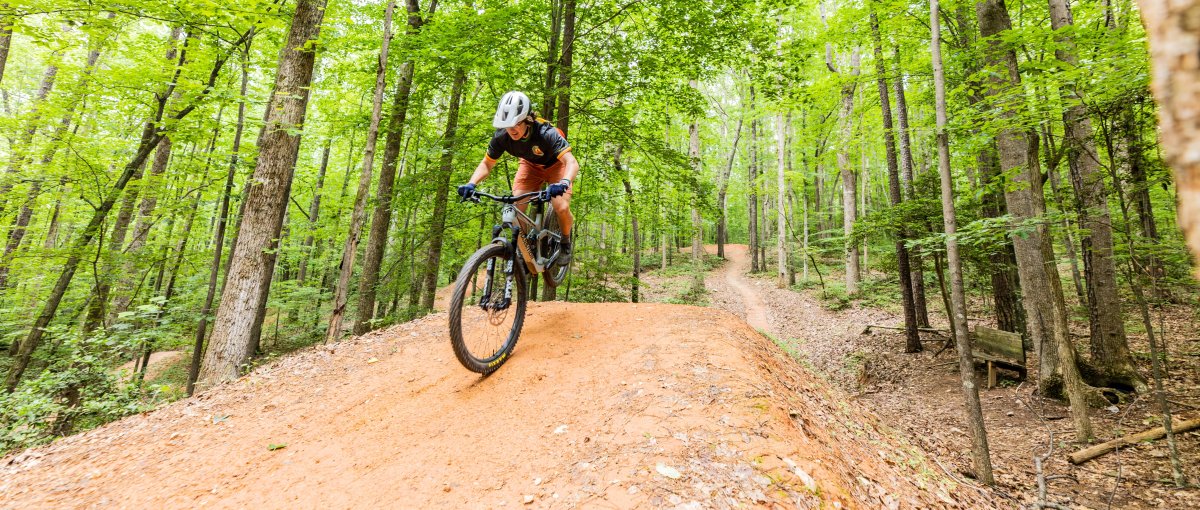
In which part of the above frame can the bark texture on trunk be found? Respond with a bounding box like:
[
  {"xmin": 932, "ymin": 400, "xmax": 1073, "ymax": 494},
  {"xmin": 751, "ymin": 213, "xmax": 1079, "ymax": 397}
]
[
  {"xmin": 689, "ymin": 80, "xmax": 704, "ymax": 295},
  {"xmin": 555, "ymin": 0, "xmax": 575, "ymax": 133},
  {"xmin": 355, "ymin": 0, "xmax": 435, "ymax": 331},
  {"xmin": 186, "ymin": 44, "xmax": 251, "ymax": 395},
  {"xmin": 891, "ymin": 52, "xmax": 930, "ymax": 327},
  {"xmin": 748, "ymin": 116, "xmax": 760, "ymax": 273},
  {"xmin": 870, "ymin": 12, "xmax": 920, "ymax": 352},
  {"xmin": 776, "ymin": 112, "xmax": 787, "ymax": 288},
  {"xmin": 198, "ymin": 0, "xmax": 327, "ymax": 389},
  {"xmin": 1136, "ymin": 0, "xmax": 1200, "ymax": 273},
  {"xmin": 1049, "ymin": 0, "xmax": 1145, "ymax": 392},
  {"xmin": 327, "ymin": 0, "xmax": 396, "ymax": 343},
  {"xmin": 977, "ymin": 1, "xmax": 1094, "ymax": 429},
  {"xmin": 716, "ymin": 117, "xmax": 743, "ymax": 260},
  {"xmin": 834, "ymin": 50, "xmax": 861, "ymax": 293},
  {"xmin": 931, "ymin": 0, "xmax": 995, "ymax": 481},
  {"xmin": 619, "ymin": 147, "xmax": 640, "ymax": 303},
  {"xmin": 978, "ymin": 0, "xmax": 1062, "ymax": 392},
  {"xmin": 0, "ymin": 14, "xmax": 11, "ymax": 85},
  {"xmin": 978, "ymin": 148, "xmax": 1026, "ymax": 336},
  {"xmin": 419, "ymin": 69, "xmax": 467, "ymax": 311}
]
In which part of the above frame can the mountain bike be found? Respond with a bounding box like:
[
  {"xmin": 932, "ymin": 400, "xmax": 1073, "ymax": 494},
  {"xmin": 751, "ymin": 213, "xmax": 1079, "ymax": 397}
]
[{"xmin": 448, "ymin": 189, "xmax": 570, "ymax": 374}]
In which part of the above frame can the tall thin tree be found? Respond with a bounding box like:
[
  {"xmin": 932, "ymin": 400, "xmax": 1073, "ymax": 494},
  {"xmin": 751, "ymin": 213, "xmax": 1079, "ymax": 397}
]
[
  {"xmin": 327, "ymin": 0, "xmax": 396, "ymax": 343},
  {"xmin": 931, "ymin": 0, "xmax": 994, "ymax": 482}
]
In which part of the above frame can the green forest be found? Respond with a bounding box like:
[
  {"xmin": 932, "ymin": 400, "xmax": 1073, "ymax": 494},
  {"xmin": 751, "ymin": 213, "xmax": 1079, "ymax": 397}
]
[{"xmin": 2, "ymin": 0, "xmax": 1199, "ymax": 506}]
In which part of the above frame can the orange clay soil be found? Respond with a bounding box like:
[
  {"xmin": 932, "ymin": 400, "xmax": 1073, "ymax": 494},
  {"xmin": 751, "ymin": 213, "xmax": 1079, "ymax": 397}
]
[{"xmin": 1, "ymin": 301, "xmax": 995, "ymax": 509}]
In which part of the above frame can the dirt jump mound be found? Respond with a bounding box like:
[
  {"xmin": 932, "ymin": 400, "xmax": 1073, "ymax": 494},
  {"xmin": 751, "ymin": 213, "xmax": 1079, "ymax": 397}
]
[{"xmin": 1, "ymin": 302, "xmax": 991, "ymax": 508}]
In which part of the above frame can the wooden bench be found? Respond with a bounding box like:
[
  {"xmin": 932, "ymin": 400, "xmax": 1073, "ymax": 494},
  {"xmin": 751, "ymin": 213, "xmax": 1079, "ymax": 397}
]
[{"xmin": 971, "ymin": 326, "xmax": 1026, "ymax": 389}]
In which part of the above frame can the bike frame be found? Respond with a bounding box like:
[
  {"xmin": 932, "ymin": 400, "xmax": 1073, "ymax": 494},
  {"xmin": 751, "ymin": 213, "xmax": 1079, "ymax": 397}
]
[{"xmin": 472, "ymin": 190, "xmax": 564, "ymax": 276}]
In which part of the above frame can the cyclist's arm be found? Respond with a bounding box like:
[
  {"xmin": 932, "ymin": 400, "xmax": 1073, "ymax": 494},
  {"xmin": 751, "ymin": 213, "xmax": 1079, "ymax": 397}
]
[
  {"xmin": 560, "ymin": 151, "xmax": 580, "ymax": 183},
  {"xmin": 468, "ymin": 157, "xmax": 497, "ymax": 185}
]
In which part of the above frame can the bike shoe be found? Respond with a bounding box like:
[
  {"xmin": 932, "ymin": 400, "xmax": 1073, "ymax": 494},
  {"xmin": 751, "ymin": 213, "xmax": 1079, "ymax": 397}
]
[{"xmin": 557, "ymin": 238, "xmax": 573, "ymax": 266}]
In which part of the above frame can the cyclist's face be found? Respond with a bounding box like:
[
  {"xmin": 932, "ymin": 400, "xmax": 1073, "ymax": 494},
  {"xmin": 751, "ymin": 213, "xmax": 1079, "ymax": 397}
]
[{"xmin": 505, "ymin": 122, "xmax": 527, "ymax": 140}]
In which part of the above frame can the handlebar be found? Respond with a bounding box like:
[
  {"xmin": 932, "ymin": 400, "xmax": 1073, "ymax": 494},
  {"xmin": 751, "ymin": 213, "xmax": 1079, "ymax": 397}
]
[{"xmin": 465, "ymin": 189, "xmax": 547, "ymax": 205}]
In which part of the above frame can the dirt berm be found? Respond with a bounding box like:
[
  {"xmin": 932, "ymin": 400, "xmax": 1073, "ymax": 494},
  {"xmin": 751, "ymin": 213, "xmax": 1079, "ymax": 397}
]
[{"xmin": 0, "ymin": 303, "xmax": 994, "ymax": 508}]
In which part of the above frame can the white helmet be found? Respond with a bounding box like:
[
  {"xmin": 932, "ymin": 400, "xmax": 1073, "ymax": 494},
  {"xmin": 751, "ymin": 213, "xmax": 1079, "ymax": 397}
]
[{"xmin": 493, "ymin": 91, "xmax": 531, "ymax": 129}]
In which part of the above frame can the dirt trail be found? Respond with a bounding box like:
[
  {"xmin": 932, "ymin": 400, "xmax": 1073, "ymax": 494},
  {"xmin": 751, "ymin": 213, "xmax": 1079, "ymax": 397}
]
[
  {"xmin": 2, "ymin": 304, "xmax": 989, "ymax": 508},
  {"xmin": 718, "ymin": 245, "xmax": 771, "ymax": 332}
]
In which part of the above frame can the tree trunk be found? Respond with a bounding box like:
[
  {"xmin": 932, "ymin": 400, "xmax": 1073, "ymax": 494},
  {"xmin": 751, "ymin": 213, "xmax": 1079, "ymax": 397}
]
[
  {"xmin": 977, "ymin": 0, "xmax": 1093, "ymax": 434},
  {"xmin": 776, "ymin": 112, "xmax": 787, "ymax": 288},
  {"xmin": 978, "ymin": 148, "xmax": 1026, "ymax": 336},
  {"xmin": 1043, "ymin": 129, "xmax": 1088, "ymax": 304},
  {"xmin": 356, "ymin": 0, "xmax": 434, "ymax": 332},
  {"xmin": 830, "ymin": 46, "xmax": 861, "ymax": 293},
  {"xmin": 716, "ymin": 116, "xmax": 743, "ymax": 260},
  {"xmin": 198, "ymin": 0, "xmax": 327, "ymax": 390},
  {"xmin": 1122, "ymin": 102, "xmax": 1162, "ymax": 284},
  {"xmin": 1135, "ymin": 0, "xmax": 1200, "ymax": 275},
  {"xmin": 419, "ymin": 69, "xmax": 467, "ymax": 311},
  {"xmin": 618, "ymin": 147, "xmax": 640, "ymax": 302},
  {"xmin": 870, "ymin": 12, "xmax": 920, "ymax": 352},
  {"xmin": 186, "ymin": 42, "xmax": 251, "ymax": 396},
  {"xmin": 689, "ymin": 81, "xmax": 703, "ymax": 295},
  {"xmin": 555, "ymin": 0, "xmax": 575, "ymax": 132},
  {"xmin": 109, "ymin": 129, "xmax": 174, "ymax": 321},
  {"xmin": 326, "ymin": 0, "xmax": 396, "ymax": 343},
  {"xmin": 931, "ymin": 0, "xmax": 995, "ymax": 481},
  {"xmin": 297, "ymin": 141, "xmax": 330, "ymax": 284},
  {"xmin": 1048, "ymin": 0, "xmax": 1146, "ymax": 392},
  {"xmin": 892, "ymin": 49, "xmax": 930, "ymax": 327},
  {"xmin": 0, "ymin": 14, "xmax": 11, "ymax": 86},
  {"xmin": 748, "ymin": 88, "xmax": 760, "ymax": 273},
  {"xmin": 41, "ymin": 176, "xmax": 68, "ymax": 250},
  {"xmin": 541, "ymin": 2, "xmax": 575, "ymax": 302},
  {"xmin": 543, "ymin": 0, "xmax": 562, "ymax": 121}
]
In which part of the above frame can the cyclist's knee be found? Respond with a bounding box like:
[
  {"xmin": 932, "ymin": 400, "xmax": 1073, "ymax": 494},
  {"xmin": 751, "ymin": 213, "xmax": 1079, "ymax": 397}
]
[{"xmin": 551, "ymin": 196, "xmax": 571, "ymax": 214}]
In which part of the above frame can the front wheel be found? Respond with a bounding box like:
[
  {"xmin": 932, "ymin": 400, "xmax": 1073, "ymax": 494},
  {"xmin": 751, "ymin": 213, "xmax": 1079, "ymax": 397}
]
[{"xmin": 448, "ymin": 242, "xmax": 527, "ymax": 374}]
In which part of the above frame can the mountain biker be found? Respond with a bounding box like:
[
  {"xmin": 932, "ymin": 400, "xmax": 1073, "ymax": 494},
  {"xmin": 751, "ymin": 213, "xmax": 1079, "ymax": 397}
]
[{"xmin": 457, "ymin": 91, "xmax": 579, "ymax": 265}]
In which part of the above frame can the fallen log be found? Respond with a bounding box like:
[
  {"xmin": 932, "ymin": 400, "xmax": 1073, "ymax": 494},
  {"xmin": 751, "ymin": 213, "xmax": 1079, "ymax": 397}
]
[
  {"xmin": 1067, "ymin": 417, "xmax": 1200, "ymax": 465},
  {"xmin": 860, "ymin": 325, "xmax": 948, "ymax": 335}
]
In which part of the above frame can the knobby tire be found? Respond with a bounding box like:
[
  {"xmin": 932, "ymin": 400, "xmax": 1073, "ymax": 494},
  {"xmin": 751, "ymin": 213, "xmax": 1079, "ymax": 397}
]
[{"xmin": 448, "ymin": 242, "xmax": 526, "ymax": 374}]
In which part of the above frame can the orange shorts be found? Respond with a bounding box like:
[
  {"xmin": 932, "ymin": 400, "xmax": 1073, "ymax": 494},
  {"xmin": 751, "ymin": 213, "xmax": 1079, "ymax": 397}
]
[{"xmin": 514, "ymin": 159, "xmax": 573, "ymax": 197}]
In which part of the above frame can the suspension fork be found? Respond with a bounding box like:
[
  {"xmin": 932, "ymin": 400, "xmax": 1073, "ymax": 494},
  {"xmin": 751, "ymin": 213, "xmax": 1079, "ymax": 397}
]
[
  {"xmin": 504, "ymin": 226, "xmax": 523, "ymax": 304},
  {"xmin": 479, "ymin": 224, "xmax": 515, "ymax": 311}
]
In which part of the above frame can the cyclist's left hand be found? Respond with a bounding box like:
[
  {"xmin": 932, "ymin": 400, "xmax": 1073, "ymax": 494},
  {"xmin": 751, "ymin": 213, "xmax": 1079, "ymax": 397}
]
[{"xmin": 547, "ymin": 179, "xmax": 570, "ymax": 198}]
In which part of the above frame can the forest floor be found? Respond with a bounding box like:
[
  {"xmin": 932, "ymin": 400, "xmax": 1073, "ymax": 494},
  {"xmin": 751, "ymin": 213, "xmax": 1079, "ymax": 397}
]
[
  {"xmin": 0, "ymin": 300, "xmax": 995, "ymax": 507},
  {"xmin": 639, "ymin": 243, "xmax": 1200, "ymax": 509}
]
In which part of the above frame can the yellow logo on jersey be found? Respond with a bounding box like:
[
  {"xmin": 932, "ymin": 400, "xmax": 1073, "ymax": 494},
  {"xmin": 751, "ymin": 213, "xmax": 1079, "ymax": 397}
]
[{"xmin": 533, "ymin": 146, "xmax": 544, "ymax": 156}]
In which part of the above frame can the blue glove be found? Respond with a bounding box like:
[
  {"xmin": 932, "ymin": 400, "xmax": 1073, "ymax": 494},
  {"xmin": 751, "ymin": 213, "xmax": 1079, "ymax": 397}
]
[
  {"xmin": 547, "ymin": 179, "xmax": 570, "ymax": 198},
  {"xmin": 457, "ymin": 183, "xmax": 477, "ymax": 201}
]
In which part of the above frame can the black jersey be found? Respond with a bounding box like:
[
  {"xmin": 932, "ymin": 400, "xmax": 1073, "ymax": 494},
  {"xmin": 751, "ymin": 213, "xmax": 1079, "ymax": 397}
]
[{"xmin": 485, "ymin": 120, "xmax": 571, "ymax": 167}]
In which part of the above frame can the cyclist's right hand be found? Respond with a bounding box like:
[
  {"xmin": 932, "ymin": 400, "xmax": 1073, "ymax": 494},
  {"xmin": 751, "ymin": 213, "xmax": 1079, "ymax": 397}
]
[{"xmin": 457, "ymin": 183, "xmax": 477, "ymax": 202}]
